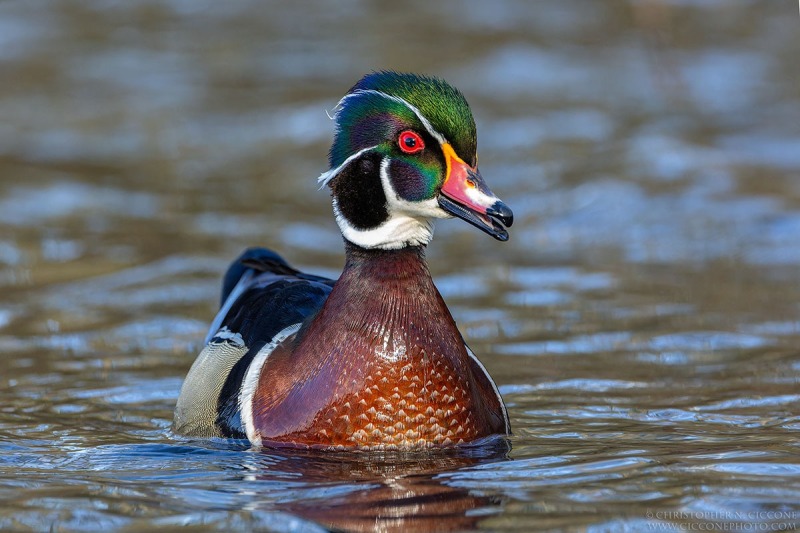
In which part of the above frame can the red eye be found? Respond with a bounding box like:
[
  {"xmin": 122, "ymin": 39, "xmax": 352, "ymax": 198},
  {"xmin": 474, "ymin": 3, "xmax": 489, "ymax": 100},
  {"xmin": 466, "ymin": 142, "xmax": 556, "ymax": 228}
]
[{"xmin": 398, "ymin": 130, "xmax": 424, "ymax": 154}]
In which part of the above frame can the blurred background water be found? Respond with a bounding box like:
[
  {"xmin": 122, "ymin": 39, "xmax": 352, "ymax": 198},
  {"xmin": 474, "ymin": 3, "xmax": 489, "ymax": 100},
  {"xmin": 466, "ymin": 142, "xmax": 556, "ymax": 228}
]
[{"xmin": 0, "ymin": 0, "xmax": 799, "ymax": 531}]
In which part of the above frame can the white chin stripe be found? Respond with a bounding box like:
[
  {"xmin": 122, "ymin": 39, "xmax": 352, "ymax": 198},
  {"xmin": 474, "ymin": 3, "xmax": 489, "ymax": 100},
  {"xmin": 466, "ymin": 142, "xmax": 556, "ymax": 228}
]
[
  {"xmin": 331, "ymin": 157, "xmax": 452, "ymax": 250},
  {"xmin": 238, "ymin": 323, "xmax": 302, "ymax": 447},
  {"xmin": 334, "ymin": 198, "xmax": 435, "ymax": 250}
]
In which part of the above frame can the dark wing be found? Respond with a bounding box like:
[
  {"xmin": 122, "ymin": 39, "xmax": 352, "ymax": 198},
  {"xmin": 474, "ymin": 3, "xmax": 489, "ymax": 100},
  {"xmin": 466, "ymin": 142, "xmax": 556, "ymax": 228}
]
[
  {"xmin": 219, "ymin": 247, "xmax": 334, "ymax": 307},
  {"xmin": 174, "ymin": 248, "xmax": 334, "ymax": 439}
]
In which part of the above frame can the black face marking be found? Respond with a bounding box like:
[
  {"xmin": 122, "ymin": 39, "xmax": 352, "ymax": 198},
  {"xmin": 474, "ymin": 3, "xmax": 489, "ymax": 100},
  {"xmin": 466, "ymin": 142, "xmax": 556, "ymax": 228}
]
[{"xmin": 330, "ymin": 152, "xmax": 388, "ymax": 230}]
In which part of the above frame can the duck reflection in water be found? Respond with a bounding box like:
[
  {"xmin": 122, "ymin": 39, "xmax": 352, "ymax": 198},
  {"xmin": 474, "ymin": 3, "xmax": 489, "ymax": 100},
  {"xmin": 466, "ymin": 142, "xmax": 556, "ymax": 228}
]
[{"xmin": 239, "ymin": 438, "xmax": 510, "ymax": 532}]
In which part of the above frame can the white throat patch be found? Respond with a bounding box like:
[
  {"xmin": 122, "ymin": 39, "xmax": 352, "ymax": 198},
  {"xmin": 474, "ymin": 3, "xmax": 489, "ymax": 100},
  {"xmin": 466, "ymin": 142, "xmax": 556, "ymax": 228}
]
[{"xmin": 333, "ymin": 157, "xmax": 448, "ymax": 250}]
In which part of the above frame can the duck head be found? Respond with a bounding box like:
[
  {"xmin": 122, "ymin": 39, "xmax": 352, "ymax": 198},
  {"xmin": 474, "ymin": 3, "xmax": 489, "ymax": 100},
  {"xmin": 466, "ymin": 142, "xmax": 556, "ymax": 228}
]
[{"xmin": 318, "ymin": 71, "xmax": 513, "ymax": 250}]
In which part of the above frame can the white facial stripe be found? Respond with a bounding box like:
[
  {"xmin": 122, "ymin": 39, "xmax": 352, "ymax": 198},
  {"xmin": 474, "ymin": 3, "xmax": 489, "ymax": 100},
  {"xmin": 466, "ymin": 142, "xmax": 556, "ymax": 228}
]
[
  {"xmin": 317, "ymin": 145, "xmax": 379, "ymax": 188},
  {"xmin": 335, "ymin": 89, "xmax": 447, "ymax": 145},
  {"xmin": 239, "ymin": 323, "xmax": 302, "ymax": 447}
]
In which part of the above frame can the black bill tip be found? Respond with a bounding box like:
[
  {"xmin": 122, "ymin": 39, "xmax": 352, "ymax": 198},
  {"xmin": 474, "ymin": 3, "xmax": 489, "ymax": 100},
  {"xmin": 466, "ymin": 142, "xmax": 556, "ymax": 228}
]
[
  {"xmin": 438, "ymin": 195, "xmax": 512, "ymax": 242},
  {"xmin": 486, "ymin": 201, "xmax": 514, "ymax": 228}
]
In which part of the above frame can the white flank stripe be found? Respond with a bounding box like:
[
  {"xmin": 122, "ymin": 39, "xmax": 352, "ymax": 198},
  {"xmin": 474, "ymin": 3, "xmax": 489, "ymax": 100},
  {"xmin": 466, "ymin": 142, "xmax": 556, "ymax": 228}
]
[
  {"xmin": 238, "ymin": 323, "xmax": 302, "ymax": 446},
  {"xmin": 465, "ymin": 345, "xmax": 511, "ymax": 435}
]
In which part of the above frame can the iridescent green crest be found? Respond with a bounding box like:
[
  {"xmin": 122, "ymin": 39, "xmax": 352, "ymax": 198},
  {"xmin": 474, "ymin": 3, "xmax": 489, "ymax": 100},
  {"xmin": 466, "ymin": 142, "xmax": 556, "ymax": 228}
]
[{"xmin": 329, "ymin": 71, "xmax": 477, "ymax": 169}]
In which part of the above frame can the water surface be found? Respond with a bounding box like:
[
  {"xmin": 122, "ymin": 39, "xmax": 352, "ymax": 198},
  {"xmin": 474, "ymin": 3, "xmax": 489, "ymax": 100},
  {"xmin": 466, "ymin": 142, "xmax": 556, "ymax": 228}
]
[{"xmin": 1, "ymin": 0, "xmax": 799, "ymax": 531}]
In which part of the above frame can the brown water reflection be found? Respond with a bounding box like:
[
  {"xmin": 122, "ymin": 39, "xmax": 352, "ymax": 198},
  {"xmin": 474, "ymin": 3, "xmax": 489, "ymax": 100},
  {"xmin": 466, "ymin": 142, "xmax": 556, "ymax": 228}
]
[
  {"xmin": 1, "ymin": 0, "xmax": 799, "ymax": 531},
  {"xmin": 247, "ymin": 445, "xmax": 508, "ymax": 532}
]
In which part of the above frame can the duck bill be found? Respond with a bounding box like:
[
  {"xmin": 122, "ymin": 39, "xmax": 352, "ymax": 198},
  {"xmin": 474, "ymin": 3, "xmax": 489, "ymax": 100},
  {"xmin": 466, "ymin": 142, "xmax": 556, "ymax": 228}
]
[{"xmin": 437, "ymin": 143, "xmax": 513, "ymax": 241}]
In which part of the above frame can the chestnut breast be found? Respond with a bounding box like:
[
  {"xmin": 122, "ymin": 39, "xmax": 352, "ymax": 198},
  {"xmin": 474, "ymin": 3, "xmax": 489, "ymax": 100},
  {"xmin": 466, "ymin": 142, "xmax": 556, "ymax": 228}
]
[{"xmin": 248, "ymin": 247, "xmax": 506, "ymax": 449}]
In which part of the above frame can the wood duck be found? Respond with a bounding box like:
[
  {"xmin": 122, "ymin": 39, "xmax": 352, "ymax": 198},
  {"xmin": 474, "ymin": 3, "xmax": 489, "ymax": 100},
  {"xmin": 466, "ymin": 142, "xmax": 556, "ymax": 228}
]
[{"xmin": 174, "ymin": 71, "xmax": 513, "ymax": 450}]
